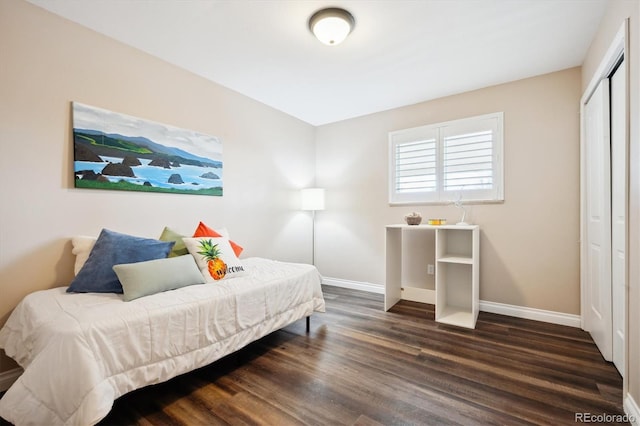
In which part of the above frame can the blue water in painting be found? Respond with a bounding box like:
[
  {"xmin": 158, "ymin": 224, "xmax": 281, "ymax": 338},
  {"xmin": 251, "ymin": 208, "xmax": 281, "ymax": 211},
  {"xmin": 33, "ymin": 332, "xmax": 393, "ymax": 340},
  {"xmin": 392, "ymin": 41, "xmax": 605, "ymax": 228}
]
[{"xmin": 75, "ymin": 156, "xmax": 223, "ymax": 190}]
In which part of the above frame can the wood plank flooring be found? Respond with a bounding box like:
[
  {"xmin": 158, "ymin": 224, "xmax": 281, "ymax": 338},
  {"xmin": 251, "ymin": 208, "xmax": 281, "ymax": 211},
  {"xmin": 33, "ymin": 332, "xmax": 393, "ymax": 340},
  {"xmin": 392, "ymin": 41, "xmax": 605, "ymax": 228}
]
[{"xmin": 3, "ymin": 286, "xmax": 627, "ymax": 425}]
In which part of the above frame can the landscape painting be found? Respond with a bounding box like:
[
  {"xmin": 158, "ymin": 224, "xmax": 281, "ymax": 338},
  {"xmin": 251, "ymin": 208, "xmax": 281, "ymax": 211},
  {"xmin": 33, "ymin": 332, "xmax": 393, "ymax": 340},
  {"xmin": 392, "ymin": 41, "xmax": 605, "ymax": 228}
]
[{"xmin": 73, "ymin": 102, "xmax": 223, "ymax": 196}]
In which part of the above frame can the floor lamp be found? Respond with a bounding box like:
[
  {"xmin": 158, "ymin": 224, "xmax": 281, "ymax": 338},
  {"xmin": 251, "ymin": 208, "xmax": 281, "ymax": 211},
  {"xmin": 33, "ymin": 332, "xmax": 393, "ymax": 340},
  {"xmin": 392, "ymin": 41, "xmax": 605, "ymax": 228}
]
[{"xmin": 301, "ymin": 188, "xmax": 325, "ymax": 266}]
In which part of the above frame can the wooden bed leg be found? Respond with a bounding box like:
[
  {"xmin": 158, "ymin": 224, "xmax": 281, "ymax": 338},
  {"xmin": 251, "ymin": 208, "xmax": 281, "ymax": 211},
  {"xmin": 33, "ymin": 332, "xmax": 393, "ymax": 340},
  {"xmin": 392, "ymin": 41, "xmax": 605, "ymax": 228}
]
[{"xmin": 306, "ymin": 316, "xmax": 310, "ymax": 333}]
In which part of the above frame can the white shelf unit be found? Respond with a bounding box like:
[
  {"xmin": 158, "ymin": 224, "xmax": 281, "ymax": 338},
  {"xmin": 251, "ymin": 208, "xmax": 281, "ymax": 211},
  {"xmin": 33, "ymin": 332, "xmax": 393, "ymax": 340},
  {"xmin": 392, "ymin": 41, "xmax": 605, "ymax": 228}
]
[{"xmin": 385, "ymin": 224, "xmax": 480, "ymax": 329}]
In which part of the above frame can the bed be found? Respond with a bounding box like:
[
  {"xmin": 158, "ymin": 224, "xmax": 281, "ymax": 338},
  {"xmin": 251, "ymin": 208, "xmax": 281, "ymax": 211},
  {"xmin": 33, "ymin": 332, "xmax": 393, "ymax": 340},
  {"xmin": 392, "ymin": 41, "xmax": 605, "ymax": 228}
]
[{"xmin": 0, "ymin": 234, "xmax": 325, "ymax": 425}]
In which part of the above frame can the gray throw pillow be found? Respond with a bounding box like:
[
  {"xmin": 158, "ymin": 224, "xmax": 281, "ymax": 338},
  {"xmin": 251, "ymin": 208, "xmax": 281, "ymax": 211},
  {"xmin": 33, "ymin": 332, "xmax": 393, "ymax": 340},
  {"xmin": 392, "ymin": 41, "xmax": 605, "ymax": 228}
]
[{"xmin": 114, "ymin": 254, "xmax": 205, "ymax": 301}]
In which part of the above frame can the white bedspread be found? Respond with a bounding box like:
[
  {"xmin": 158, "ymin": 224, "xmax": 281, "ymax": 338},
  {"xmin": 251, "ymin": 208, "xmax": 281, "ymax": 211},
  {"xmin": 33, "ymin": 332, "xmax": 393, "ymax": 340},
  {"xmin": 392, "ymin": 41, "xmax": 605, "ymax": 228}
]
[{"xmin": 0, "ymin": 257, "xmax": 325, "ymax": 426}]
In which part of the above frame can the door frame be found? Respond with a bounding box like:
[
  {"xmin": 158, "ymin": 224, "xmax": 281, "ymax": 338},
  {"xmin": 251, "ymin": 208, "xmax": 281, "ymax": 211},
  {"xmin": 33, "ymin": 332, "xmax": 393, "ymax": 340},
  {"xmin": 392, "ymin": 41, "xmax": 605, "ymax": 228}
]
[{"xmin": 580, "ymin": 19, "xmax": 629, "ymax": 384}]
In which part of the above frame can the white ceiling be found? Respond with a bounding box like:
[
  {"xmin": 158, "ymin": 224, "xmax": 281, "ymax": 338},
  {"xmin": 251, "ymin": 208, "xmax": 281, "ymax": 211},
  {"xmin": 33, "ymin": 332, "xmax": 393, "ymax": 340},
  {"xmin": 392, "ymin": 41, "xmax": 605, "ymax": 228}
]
[{"xmin": 28, "ymin": 0, "xmax": 607, "ymax": 126}]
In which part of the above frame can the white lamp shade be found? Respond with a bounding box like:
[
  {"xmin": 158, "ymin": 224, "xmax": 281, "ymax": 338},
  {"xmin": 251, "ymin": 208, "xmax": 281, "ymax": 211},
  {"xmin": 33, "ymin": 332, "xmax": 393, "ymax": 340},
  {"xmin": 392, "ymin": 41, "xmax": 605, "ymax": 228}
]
[
  {"xmin": 301, "ymin": 188, "xmax": 325, "ymax": 211},
  {"xmin": 309, "ymin": 8, "xmax": 355, "ymax": 46}
]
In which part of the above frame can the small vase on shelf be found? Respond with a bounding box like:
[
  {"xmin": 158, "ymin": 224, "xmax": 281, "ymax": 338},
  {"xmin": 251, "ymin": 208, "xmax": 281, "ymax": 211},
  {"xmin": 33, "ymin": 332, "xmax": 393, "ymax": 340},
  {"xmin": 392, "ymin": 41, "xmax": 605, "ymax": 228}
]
[{"xmin": 404, "ymin": 212, "xmax": 422, "ymax": 225}]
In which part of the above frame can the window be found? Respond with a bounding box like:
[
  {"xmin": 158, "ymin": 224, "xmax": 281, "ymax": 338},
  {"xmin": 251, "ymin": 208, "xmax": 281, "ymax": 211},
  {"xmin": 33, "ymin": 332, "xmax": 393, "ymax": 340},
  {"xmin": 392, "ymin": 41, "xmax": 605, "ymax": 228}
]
[{"xmin": 389, "ymin": 112, "xmax": 503, "ymax": 205}]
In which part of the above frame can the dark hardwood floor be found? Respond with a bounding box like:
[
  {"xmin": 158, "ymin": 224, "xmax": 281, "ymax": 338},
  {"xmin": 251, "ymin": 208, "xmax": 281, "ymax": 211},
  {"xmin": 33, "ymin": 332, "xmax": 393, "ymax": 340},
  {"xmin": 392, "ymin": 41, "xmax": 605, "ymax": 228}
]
[{"xmin": 2, "ymin": 286, "xmax": 627, "ymax": 425}]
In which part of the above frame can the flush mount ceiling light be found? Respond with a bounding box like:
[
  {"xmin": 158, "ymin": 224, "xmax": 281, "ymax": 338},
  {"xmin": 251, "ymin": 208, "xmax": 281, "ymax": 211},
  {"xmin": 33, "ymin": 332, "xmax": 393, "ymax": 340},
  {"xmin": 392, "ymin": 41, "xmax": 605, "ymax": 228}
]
[{"xmin": 308, "ymin": 7, "xmax": 355, "ymax": 46}]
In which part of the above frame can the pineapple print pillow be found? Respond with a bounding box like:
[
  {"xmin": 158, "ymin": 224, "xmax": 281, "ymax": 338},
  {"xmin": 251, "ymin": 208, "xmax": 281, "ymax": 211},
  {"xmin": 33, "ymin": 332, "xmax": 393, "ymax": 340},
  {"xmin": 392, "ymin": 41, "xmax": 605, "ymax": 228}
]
[{"xmin": 183, "ymin": 237, "xmax": 247, "ymax": 282}]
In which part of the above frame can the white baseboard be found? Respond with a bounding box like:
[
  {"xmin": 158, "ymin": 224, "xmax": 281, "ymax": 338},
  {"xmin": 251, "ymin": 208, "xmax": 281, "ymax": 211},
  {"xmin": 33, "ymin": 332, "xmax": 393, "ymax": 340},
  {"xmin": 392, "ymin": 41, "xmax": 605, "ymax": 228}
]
[
  {"xmin": 625, "ymin": 393, "xmax": 640, "ymax": 425},
  {"xmin": 322, "ymin": 277, "xmax": 384, "ymax": 294},
  {"xmin": 0, "ymin": 368, "xmax": 22, "ymax": 392},
  {"xmin": 479, "ymin": 300, "xmax": 581, "ymax": 328},
  {"xmin": 322, "ymin": 277, "xmax": 581, "ymax": 328}
]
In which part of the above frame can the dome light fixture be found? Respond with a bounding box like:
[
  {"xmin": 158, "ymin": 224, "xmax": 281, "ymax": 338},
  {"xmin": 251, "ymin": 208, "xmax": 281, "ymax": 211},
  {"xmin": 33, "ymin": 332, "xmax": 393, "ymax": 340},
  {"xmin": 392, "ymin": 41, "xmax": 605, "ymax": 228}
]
[{"xmin": 308, "ymin": 7, "xmax": 355, "ymax": 46}]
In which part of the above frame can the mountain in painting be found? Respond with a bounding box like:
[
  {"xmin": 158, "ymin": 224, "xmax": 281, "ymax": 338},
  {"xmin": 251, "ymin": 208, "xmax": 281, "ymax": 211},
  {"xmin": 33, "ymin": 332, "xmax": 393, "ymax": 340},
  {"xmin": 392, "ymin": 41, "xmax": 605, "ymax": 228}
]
[{"xmin": 75, "ymin": 128, "xmax": 222, "ymax": 168}]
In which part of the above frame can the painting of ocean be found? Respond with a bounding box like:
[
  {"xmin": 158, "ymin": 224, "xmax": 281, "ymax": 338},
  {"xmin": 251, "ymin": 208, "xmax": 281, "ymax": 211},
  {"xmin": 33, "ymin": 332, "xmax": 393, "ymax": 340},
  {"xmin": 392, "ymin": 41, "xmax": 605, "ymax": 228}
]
[{"xmin": 72, "ymin": 102, "xmax": 223, "ymax": 196}]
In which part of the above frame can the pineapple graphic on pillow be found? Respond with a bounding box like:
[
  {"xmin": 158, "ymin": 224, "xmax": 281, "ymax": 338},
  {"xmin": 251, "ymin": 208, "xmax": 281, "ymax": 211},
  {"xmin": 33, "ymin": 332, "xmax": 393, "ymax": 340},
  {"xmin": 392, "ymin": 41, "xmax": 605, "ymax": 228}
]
[{"xmin": 197, "ymin": 239, "xmax": 227, "ymax": 280}]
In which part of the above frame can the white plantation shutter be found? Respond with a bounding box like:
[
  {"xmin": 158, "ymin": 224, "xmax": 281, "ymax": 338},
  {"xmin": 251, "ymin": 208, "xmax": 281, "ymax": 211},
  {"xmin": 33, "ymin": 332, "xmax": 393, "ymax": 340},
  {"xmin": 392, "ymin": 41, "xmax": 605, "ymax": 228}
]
[
  {"xmin": 389, "ymin": 112, "xmax": 503, "ymax": 204},
  {"xmin": 441, "ymin": 114, "xmax": 502, "ymax": 201},
  {"xmin": 394, "ymin": 139, "xmax": 437, "ymax": 193},
  {"xmin": 389, "ymin": 127, "xmax": 439, "ymax": 203},
  {"xmin": 443, "ymin": 130, "xmax": 493, "ymax": 191}
]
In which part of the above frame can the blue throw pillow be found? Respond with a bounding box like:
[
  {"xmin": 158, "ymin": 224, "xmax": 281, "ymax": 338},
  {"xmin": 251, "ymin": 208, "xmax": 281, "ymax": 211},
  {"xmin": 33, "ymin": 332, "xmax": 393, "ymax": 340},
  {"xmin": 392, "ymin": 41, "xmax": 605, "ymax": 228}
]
[{"xmin": 67, "ymin": 229, "xmax": 174, "ymax": 294}]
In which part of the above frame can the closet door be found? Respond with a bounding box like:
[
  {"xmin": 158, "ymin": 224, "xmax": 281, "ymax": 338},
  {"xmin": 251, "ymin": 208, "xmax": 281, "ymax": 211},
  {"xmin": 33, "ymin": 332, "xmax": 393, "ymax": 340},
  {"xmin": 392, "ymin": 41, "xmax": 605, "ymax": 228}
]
[
  {"xmin": 610, "ymin": 61, "xmax": 626, "ymax": 375},
  {"xmin": 583, "ymin": 78, "xmax": 612, "ymax": 361}
]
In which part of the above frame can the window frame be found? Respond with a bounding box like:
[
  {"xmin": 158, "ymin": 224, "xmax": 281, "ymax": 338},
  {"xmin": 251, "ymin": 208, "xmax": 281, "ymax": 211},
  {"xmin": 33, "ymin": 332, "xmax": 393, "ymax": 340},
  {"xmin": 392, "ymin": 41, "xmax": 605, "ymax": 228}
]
[{"xmin": 389, "ymin": 112, "xmax": 504, "ymax": 205}]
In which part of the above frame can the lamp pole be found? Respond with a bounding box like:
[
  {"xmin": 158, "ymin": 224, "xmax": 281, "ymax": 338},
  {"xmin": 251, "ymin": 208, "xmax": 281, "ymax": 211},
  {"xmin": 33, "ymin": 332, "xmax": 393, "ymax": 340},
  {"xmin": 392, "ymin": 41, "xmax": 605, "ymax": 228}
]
[{"xmin": 311, "ymin": 209, "xmax": 317, "ymax": 265}]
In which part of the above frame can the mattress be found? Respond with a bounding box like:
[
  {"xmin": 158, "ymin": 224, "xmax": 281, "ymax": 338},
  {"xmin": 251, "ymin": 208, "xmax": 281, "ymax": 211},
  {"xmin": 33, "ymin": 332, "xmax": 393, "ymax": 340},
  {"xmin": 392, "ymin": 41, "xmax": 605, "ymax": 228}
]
[{"xmin": 0, "ymin": 257, "xmax": 325, "ymax": 425}]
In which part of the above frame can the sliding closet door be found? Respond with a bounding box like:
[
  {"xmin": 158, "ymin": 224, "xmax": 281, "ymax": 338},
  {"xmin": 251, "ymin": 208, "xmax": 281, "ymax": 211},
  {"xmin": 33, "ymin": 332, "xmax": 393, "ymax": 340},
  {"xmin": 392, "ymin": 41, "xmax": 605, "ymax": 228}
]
[
  {"xmin": 610, "ymin": 60, "xmax": 626, "ymax": 375},
  {"xmin": 583, "ymin": 78, "xmax": 612, "ymax": 361}
]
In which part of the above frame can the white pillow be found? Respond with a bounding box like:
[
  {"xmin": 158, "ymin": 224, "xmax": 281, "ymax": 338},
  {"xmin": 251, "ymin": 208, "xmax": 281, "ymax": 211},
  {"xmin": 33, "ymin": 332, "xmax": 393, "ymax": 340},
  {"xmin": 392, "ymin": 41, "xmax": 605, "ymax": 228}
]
[
  {"xmin": 71, "ymin": 236, "xmax": 97, "ymax": 275},
  {"xmin": 183, "ymin": 237, "xmax": 247, "ymax": 282}
]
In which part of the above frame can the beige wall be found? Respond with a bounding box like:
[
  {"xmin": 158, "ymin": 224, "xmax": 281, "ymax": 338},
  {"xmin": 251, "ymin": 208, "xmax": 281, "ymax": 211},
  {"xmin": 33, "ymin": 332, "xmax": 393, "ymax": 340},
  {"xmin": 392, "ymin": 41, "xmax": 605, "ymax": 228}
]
[
  {"xmin": 581, "ymin": 0, "xmax": 640, "ymax": 414},
  {"xmin": 315, "ymin": 68, "xmax": 582, "ymax": 315},
  {"xmin": 0, "ymin": 0, "xmax": 316, "ymax": 373}
]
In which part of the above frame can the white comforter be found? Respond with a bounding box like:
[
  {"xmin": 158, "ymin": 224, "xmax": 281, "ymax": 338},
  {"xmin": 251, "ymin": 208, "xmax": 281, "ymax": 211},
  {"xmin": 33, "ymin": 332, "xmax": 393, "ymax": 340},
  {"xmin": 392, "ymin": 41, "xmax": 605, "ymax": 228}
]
[{"xmin": 0, "ymin": 257, "xmax": 325, "ymax": 426}]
